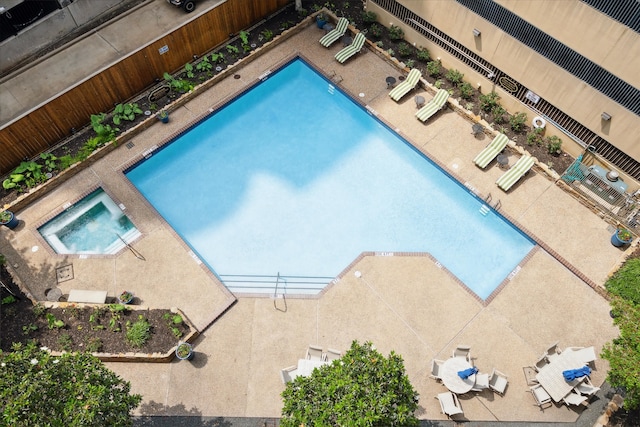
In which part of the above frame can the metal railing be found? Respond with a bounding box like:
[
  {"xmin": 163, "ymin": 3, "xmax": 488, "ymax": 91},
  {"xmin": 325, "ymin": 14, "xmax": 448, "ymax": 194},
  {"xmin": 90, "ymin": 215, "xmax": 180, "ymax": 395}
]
[{"xmin": 219, "ymin": 273, "xmax": 334, "ymax": 295}]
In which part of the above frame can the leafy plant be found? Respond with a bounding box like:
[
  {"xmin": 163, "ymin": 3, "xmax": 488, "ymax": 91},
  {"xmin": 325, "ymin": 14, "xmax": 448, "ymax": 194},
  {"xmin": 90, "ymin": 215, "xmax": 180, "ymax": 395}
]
[
  {"xmin": 426, "ymin": 59, "xmax": 441, "ymax": 77},
  {"xmin": 465, "ymin": 102, "xmax": 475, "ymax": 111},
  {"xmin": 225, "ymin": 44, "xmax": 239, "ymax": 55},
  {"xmin": 509, "ymin": 112, "xmax": 528, "ymax": 132},
  {"xmin": 369, "ymin": 23, "xmax": 383, "ymax": 38},
  {"xmin": 388, "ymin": 24, "xmax": 404, "ymax": 40},
  {"xmin": 239, "ymin": 30, "xmax": 250, "ymax": 46},
  {"xmin": 397, "ymin": 42, "xmax": 413, "ymax": 57},
  {"xmin": 112, "ymin": 103, "xmax": 142, "ymax": 125},
  {"xmin": 22, "ymin": 323, "xmax": 38, "ymax": 335},
  {"xmin": 362, "ymin": 10, "xmax": 377, "ymax": 23},
  {"xmin": 32, "ymin": 303, "xmax": 46, "ymax": 317},
  {"xmin": 86, "ymin": 338, "xmax": 103, "ymax": 353},
  {"xmin": 58, "ymin": 333, "xmax": 73, "ymax": 351},
  {"xmin": 2, "ymin": 161, "xmax": 46, "ymax": 191},
  {"xmin": 404, "ymin": 59, "xmax": 415, "ymax": 68},
  {"xmin": 90, "ymin": 113, "xmax": 117, "ymax": 144},
  {"xmin": 163, "ymin": 72, "xmax": 194, "ymax": 93},
  {"xmin": 527, "ymin": 127, "xmax": 545, "ymax": 146},
  {"xmin": 281, "ymin": 340, "xmax": 419, "ymax": 426},
  {"xmin": 375, "ymin": 40, "xmax": 384, "ymax": 48},
  {"xmin": 210, "ymin": 52, "xmax": 225, "ymax": 63},
  {"xmin": 125, "ymin": 315, "xmax": 151, "ymax": 348},
  {"xmin": 386, "ymin": 48, "xmax": 395, "ymax": 57},
  {"xmin": 416, "ymin": 47, "xmax": 430, "ymax": 62},
  {"xmin": 434, "ymin": 79, "xmax": 444, "ymax": 89},
  {"xmin": 261, "ymin": 29, "xmax": 274, "ymax": 41},
  {"xmin": 479, "ymin": 91, "xmax": 501, "ymax": 112},
  {"xmin": 491, "ymin": 105, "xmax": 506, "ymax": 123},
  {"xmin": 459, "ymin": 82, "xmax": 474, "ymax": 100},
  {"xmin": 40, "ymin": 153, "xmax": 58, "ymax": 173},
  {"xmin": 445, "ymin": 69, "xmax": 464, "ymax": 85},
  {"xmin": 184, "ymin": 63, "xmax": 195, "ymax": 79},
  {"xmin": 46, "ymin": 313, "xmax": 65, "ymax": 329},
  {"xmin": 1, "ymin": 295, "xmax": 16, "ymax": 304},
  {"xmin": 0, "ymin": 342, "xmax": 141, "ymax": 425},
  {"xmin": 545, "ymin": 135, "xmax": 562, "ymax": 154}
]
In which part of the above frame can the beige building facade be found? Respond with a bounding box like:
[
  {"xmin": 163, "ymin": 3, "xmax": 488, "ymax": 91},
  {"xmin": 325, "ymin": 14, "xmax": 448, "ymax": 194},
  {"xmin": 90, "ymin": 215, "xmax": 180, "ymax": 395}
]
[{"xmin": 365, "ymin": 0, "xmax": 640, "ymax": 179}]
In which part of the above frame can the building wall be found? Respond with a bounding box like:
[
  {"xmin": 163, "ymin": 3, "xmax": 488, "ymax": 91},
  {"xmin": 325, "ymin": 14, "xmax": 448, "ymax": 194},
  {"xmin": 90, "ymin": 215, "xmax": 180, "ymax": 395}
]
[{"xmin": 366, "ymin": 0, "xmax": 640, "ymax": 162}]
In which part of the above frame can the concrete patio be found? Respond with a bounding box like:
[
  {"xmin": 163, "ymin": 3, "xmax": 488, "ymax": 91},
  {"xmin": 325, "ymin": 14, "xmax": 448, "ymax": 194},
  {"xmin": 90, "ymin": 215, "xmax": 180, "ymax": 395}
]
[{"xmin": 0, "ymin": 3, "xmax": 629, "ymax": 424}]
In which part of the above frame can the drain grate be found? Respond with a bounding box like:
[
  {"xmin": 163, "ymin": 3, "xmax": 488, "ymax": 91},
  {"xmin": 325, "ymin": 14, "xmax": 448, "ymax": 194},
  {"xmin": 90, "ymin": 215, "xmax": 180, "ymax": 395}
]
[
  {"xmin": 126, "ymin": 141, "xmax": 135, "ymax": 149},
  {"xmin": 56, "ymin": 264, "xmax": 74, "ymax": 283}
]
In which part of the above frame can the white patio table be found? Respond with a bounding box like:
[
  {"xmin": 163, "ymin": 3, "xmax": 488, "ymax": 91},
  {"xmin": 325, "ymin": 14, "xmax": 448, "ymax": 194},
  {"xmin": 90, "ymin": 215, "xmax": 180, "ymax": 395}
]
[
  {"xmin": 441, "ymin": 357, "xmax": 475, "ymax": 394},
  {"xmin": 297, "ymin": 359, "xmax": 328, "ymax": 377},
  {"xmin": 536, "ymin": 349, "xmax": 586, "ymax": 402}
]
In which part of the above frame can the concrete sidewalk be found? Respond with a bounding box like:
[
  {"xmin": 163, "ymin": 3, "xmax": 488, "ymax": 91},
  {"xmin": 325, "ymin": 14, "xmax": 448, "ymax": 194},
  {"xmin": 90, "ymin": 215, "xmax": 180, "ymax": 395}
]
[{"xmin": 0, "ymin": 0, "xmax": 224, "ymax": 126}]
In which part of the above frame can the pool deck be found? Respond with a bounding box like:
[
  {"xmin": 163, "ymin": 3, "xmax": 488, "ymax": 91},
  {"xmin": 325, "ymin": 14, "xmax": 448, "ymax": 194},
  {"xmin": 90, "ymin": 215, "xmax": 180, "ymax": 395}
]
[{"xmin": 0, "ymin": 8, "xmax": 631, "ymax": 424}]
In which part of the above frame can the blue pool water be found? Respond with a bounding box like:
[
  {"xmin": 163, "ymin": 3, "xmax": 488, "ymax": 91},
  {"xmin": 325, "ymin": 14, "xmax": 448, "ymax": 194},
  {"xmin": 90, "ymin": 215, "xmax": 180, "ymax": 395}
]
[
  {"xmin": 38, "ymin": 188, "xmax": 140, "ymax": 255},
  {"xmin": 126, "ymin": 58, "xmax": 534, "ymax": 298}
]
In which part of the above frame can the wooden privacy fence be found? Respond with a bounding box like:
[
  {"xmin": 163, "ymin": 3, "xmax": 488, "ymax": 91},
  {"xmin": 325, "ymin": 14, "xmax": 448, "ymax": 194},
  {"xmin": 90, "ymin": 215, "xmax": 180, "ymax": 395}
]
[{"xmin": 0, "ymin": 0, "xmax": 290, "ymax": 175}]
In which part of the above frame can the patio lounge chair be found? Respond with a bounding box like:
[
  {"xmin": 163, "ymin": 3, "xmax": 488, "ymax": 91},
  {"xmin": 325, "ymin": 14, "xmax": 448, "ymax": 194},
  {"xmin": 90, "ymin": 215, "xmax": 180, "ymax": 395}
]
[
  {"xmin": 306, "ymin": 344, "xmax": 324, "ymax": 361},
  {"xmin": 415, "ymin": 89, "xmax": 449, "ymax": 122},
  {"xmin": 335, "ymin": 32, "xmax": 366, "ymax": 63},
  {"xmin": 429, "ymin": 359, "xmax": 445, "ymax": 381},
  {"xmin": 319, "ymin": 17, "xmax": 349, "ymax": 47},
  {"xmin": 473, "ymin": 133, "xmax": 509, "ymax": 168},
  {"xmin": 389, "ymin": 68, "xmax": 422, "ymax": 101},
  {"xmin": 436, "ymin": 392, "xmax": 464, "ymax": 418},
  {"xmin": 325, "ymin": 348, "xmax": 342, "ymax": 361},
  {"xmin": 529, "ymin": 384, "xmax": 552, "ymax": 409},
  {"xmin": 280, "ymin": 365, "xmax": 298, "ymax": 384},
  {"xmin": 563, "ymin": 391, "xmax": 588, "ymax": 406},
  {"xmin": 496, "ymin": 155, "xmax": 535, "ymax": 191},
  {"xmin": 452, "ymin": 345, "xmax": 471, "ymax": 363},
  {"xmin": 488, "ymin": 368, "xmax": 508, "ymax": 394}
]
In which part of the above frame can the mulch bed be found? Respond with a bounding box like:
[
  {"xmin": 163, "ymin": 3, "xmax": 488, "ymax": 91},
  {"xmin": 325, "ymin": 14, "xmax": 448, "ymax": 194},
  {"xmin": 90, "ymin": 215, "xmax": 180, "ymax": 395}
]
[{"xmin": 0, "ymin": 263, "xmax": 191, "ymax": 354}]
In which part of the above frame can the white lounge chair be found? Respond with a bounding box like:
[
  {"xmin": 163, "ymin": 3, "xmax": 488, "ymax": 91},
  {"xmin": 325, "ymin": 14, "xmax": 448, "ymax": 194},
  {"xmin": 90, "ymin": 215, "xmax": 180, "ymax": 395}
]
[
  {"xmin": 473, "ymin": 133, "xmax": 509, "ymax": 169},
  {"xmin": 436, "ymin": 392, "xmax": 463, "ymax": 418},
  {"xmin": 471, "ymin": 372, "xmax": 490, "ymax": 392},
  {"xmin": 280, "ymin": 365, "xmax": 298, "ymax": 384},
  {"xmin": 496, "ymin": 155, "xmax": 535, "ymax": 191},
  {"xmin": 389, "ymin": 68, "xmax": 422, "ymax": 101},
  {"xmin": 563, "ymin": 391, "xmax": 588, "ymax": 406},
  {"xmin": 306, "ymin": 344, "xmax": 324, "ymax": 361},
  {"xmin": 452, "ymin": 345, "xmax": 471, "ymax": 363},
  {"xmin": 488, "ymin": 368, "xmax": 508, "ymax": 394},
  {"xmin": 335, "ymin": 32, "xmax": 366, "ymax": 63},
  {"xmin": 319, "ymin": 17, "xmax": 349, "ymax": 47},
  {"xmin": 529, "ymin": 384, "xmax": 552, "ymax": 409},
  {"xmin": 429, "ymin": 359, "xmax": 445, "ymax": 381},
  {"xmin": 415, "ymin": 89, "xmax": 449, "ymax": 122},
  {"xmin": 325, "ymin": 348, "xmax": 342, "ymax": 361}
]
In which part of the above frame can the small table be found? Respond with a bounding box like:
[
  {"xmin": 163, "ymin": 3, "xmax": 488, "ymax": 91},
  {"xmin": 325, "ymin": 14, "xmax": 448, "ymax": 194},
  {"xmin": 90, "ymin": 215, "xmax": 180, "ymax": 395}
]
[
  {"xmin": 535, "ymin": 350, "xmax": 586, "ymax": 402},
  {"xmin": 497, "ymin": 154, "xmax": 509, "ymax": 169},
  {"xmin": 415, "ymin": 95, "xmax": 425, "ymax": 108},
  {"xmin": 441, "ymin": 358, "xmax": 476, "ymax": 394},
  {"xmin": 341, "ymin": 35, "xmax": 353, "ymax": 46},
  {"xmin": 297, "ymin": 359, "xmax": 328, "ymax": 377},
  {"xmin": 386, "ymin": 76, "xmax": 397, "ymax": 89}
]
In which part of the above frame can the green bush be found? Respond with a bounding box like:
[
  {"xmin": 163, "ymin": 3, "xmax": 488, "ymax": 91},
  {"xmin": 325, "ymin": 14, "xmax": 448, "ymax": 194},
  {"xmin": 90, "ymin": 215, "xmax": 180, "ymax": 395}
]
[
  {"xmin": 362, "ymin": 10, "xmax": 377, "ymax": 23},
  {"xmin": 546, "ymin": 135, "xmax": 562, "ymax": 154},
  {"xmin": 479, "ymin": 91, "xmax": 500, "ymax": 112},
  {"xmin": 459, "ymin": 82, "xmax": 474, "ymax": 100},
  {"xmin": 426, "ymin": 60, "xmax": 441, "ymax": 77},
  {"xmin": 369, "ymin": 23, "xmax": 383, "ymax": 38},
  {"xmin": 388, "ymin": 24, "xmax": 404, "ymax": 40},
  {"xmin": 509, "ymin": 112, "xmax": 528, "ymax": 132},
  {"xmin": 445, "ymin": 69, "xmax": 464, "ymax": 85},
  {"xmin": 491, "ymin": 105, "xmax": 506, "ymax": 123},
  {"xmin": 404, "ymin": 59, "xmax": 415, "ymax": 68},
  {"xmin": 125, "ymin": 315, "xmax": 151, "ymax": 348},
  {"xmin": 397, "ymin": 42, "xmax": 413, "ymax": 57},
  {"xmin": 526, "ymin": 127, "xmax": 544, "ymax": 146},
  {"xmin": 606, "ymin": 258, "xmax": 640, "ymax": 304},
  {"xmin": 416, "ymin": 48, "xmax": 430, "ymax": 62}
]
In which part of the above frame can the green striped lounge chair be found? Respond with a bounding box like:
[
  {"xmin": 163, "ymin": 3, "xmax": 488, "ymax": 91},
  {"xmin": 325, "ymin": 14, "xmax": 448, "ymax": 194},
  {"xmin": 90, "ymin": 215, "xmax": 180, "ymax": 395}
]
[
  {"xmin": 335, "ymin": 32, "xmax": 366, "ymax": 64},
  {"xmin": 473, "ymin": 133, "xmax": 509, "ymax": 169},
  {"xmin": 496, "ymin": 155, "xmax": 535, "ymax": 191},
  {"xmin": 319, "ymin": 17, "xmax": 349, "ymax": 47},
  {"xmin": 389, "ymin": 68, "xmax": 422, "ymax": 101},
  {"xmin": 415, "ymin": 89, "xmax": 449, "ymax": 122}
]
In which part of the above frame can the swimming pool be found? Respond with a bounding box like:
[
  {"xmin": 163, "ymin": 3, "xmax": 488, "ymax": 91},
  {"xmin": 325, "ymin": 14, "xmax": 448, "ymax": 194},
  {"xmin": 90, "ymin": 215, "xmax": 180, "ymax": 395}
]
[
  {"xmin": 126, "ymin": 58, "xmax": 534, "ymax": 298},
  {"xmin": 38, "ymin": 188, "xmax": 140, "ymax": 255}
]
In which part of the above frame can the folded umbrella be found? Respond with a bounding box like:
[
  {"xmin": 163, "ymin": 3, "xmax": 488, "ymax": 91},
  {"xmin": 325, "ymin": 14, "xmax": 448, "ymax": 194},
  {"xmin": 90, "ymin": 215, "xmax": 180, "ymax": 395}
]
[{"xmin": 457, "ymin": 367, "xmax": 478, "ymax": 380}]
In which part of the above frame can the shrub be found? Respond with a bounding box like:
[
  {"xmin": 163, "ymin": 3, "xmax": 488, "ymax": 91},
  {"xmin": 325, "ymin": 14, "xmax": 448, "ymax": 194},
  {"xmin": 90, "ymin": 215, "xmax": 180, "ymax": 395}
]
[
  {"xmin": 416, "ymin": 48, "xmax": 430, "ymax": 62},
  {"xmin": 369, "ymin": 23, "xmax": 383, "ymax": 38},
  {"xmin": 434, "ymin": 79, "xmax": 444, "ymax": 89},
  {"xmin": 125, "ymin": 315, "xmax": 151, "ymax": 348},
  {"xmin": 375, "ymin": 40, "xmax": 384, "ymax": 48},
  {"xmin": 509, "ymin": 112, "xmax": 528, "ymax": 132},
  {"xmin": 426, "ymin": 59, "xmax": 441, "ymax": 76},
  {"xmin": 445, "ymin": 69, "xmax": 464, "ymax": 85},
  {"xmin": 606, "ymin": 258, "xmax": 640, "ymax": 304},
  {"xmin": 388, "ymin": 24, "xmax": 404, "ymax": 40},
  {"xmin": 546, "ymin": 135, "xmax": 562, "ymax": 154},
  {"xmin": 362, "ymin": 10, "xmax": 377, "ymax": 23},
  {"xmin": 459, "ymin": 82, "xmax": 474, "ymax": 100},
  {"xmin": 397, "ymin": 42, "xmax": 413, "ymax": 57},
  {"xmin": 491, "ymin": 105, "xmax": 506, "ymax": 123},
  {"xmin": 527, "ymin": 128, "xmax": 544, "ymax": 146},
  {"xmin": 479, "ymin": 91, "xmax": 500, "ymax": 112},
  {"xmin": 404, "ymin": 59, "xmax": 415, "ymax": 68}
]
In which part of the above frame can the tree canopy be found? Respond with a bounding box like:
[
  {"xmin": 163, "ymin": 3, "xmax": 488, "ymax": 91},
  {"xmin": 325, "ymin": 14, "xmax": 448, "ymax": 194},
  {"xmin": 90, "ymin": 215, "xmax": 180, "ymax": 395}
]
[
  {"xmin": 0, "ymin": 342, "xmax": 141, "ymax": 427},
  {"xmin": 281, "ymin": 340, "xmax": 419, "ymax": 426}
]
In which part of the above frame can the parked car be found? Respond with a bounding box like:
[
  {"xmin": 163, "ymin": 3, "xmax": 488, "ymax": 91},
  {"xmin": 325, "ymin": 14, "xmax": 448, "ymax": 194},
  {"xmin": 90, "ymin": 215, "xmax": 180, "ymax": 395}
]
[{"xmin": 167, "ymin": 0, "xmax": 196, "ymax": 13}]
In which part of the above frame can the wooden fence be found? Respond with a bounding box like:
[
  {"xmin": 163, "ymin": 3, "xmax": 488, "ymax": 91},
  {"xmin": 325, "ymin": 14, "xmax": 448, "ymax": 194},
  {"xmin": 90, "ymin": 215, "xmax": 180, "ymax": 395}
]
[{"xmin": 0, "ymin": 0, "xmax": 290, "ymax": 175}]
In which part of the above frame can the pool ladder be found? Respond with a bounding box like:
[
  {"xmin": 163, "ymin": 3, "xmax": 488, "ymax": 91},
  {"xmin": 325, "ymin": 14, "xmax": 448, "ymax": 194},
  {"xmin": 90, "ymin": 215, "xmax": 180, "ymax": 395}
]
[{"xmin": 483, "ymin": 193, "xmax": 502, "ymax": 212}]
